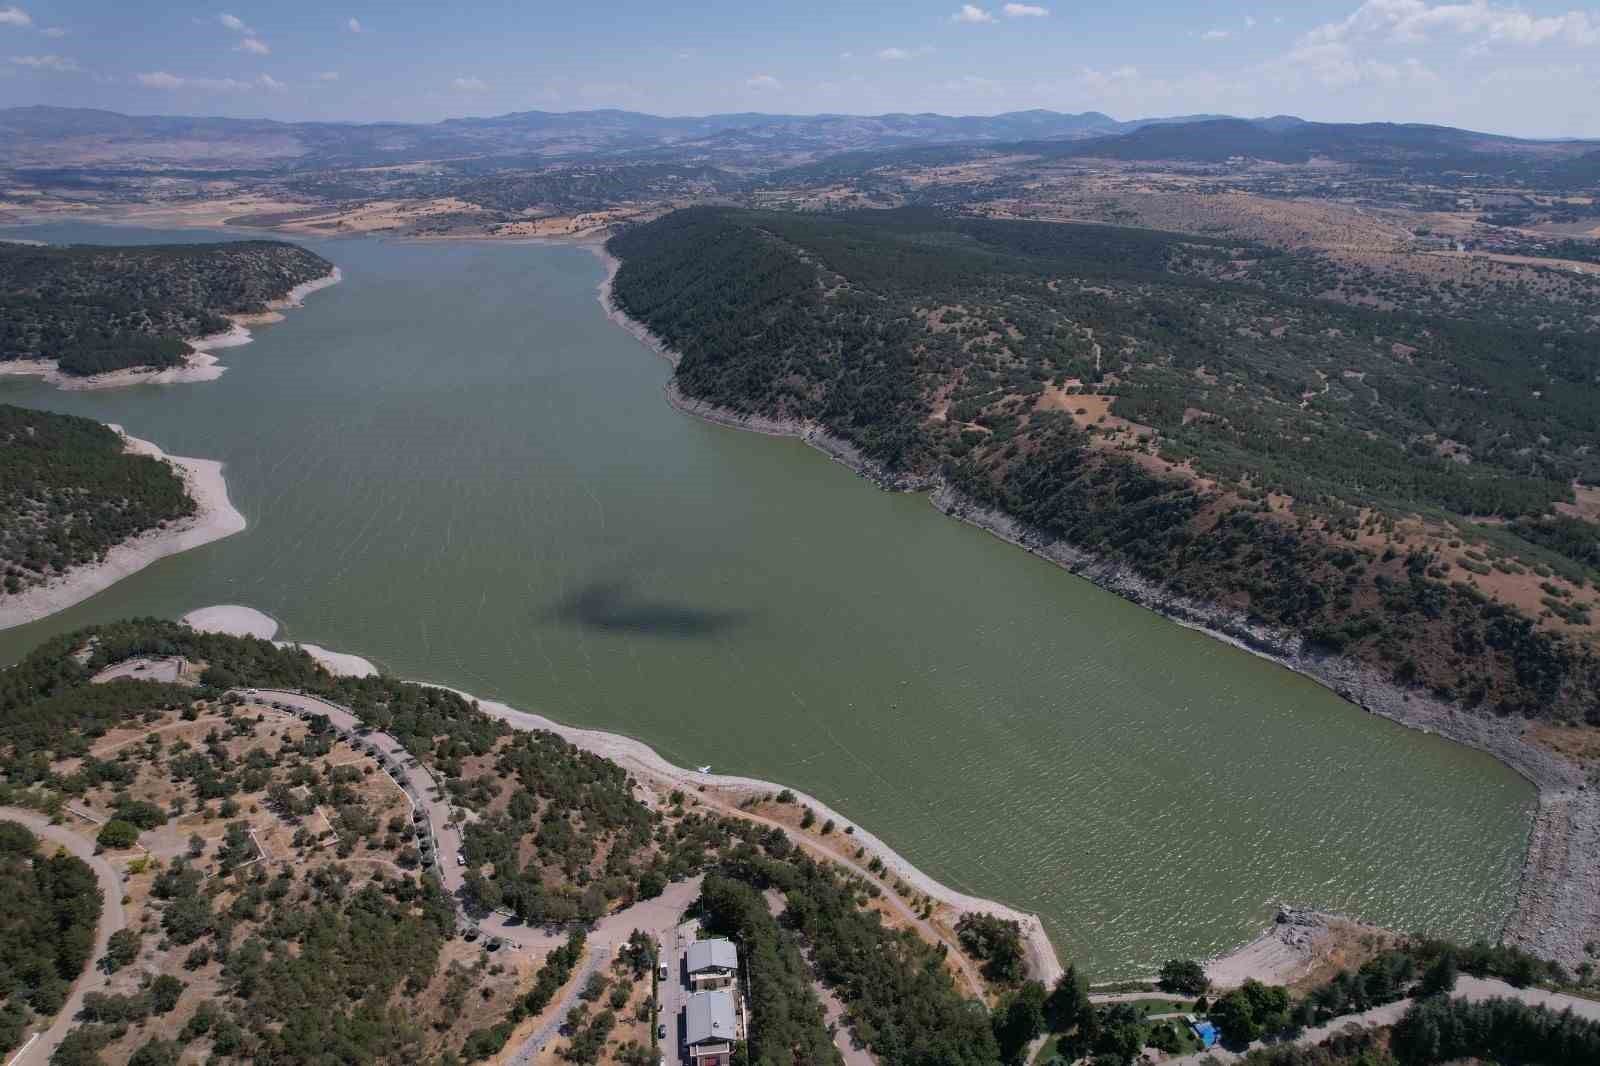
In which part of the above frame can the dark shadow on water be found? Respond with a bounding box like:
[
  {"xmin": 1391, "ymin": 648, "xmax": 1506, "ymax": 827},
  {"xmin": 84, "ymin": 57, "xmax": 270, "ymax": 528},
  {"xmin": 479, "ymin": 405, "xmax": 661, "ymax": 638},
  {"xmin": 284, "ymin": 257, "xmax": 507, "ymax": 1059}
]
[{"xmin": 549, "ymin": 579, "xmax": 749, "ymax": 638}]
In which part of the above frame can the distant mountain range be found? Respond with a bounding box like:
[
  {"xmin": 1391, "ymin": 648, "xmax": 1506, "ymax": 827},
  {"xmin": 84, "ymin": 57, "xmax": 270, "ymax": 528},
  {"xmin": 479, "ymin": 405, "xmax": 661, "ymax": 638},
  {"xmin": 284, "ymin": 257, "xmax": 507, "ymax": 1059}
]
[
  {"xmin": 2, "ymin": 106, "xmax": 1597, "ymax": 181},
  {"xmin": 0, "ymin": 105, "xmax": 1269, "ymax": 171}
]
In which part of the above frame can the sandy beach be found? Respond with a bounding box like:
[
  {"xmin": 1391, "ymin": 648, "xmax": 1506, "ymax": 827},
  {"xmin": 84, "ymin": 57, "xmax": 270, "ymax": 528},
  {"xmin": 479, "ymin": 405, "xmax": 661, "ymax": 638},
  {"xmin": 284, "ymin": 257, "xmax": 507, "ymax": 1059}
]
[
  {"xmin": 0, "ymin": 428, "xmax": 246, "ymax": 631},
  {"xmin": 0, "ymin": 266, "xmax": 341, "ymax": 391}
]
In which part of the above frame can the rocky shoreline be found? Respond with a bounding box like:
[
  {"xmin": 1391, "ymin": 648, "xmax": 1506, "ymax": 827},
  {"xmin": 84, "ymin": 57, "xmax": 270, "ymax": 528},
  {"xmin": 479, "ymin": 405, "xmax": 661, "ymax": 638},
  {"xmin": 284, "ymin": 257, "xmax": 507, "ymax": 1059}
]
[{"xmin": 598, "ymin": 245, "xmax": 1600, "ymax": 972}]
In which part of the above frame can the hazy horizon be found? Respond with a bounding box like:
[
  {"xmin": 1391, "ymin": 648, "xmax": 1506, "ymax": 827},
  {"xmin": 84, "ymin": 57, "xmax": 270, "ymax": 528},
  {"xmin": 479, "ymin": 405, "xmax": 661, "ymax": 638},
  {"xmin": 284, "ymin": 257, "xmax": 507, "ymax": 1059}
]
[{"xmin": 3, "ymin": 1, "xmax": 1600, "ymax": 138}]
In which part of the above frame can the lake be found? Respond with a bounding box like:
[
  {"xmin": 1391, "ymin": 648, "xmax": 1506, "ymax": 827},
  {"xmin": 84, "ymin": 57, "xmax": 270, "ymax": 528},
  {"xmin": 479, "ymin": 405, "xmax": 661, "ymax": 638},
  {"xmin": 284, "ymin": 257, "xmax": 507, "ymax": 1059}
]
[{"xmin": 0, "ymin": 222, "xmax": 1534, "ymax": 974}]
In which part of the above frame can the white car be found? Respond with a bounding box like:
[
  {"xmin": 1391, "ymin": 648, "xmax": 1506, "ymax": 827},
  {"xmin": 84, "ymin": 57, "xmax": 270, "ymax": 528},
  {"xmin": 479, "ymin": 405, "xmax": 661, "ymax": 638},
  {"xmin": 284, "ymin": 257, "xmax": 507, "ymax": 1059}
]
[{"xmin": 456, "ymin": 853, "xmax": 466, "ymax": 866}]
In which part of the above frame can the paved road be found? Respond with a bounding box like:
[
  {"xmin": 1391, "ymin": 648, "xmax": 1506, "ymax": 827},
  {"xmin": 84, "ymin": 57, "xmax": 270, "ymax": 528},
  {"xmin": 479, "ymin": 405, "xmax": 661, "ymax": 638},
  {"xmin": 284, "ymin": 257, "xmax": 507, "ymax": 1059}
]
[
  {"xmin": 0, "ymin": 808, "xmax": 127, "ymax": 1066},
  {"xmin": 1165, "ymin": 975, "xmax": 1600, "ymax": 1065},
  {"xmin": 249, "ymin": 690, "xmax": 711, "ymax": 1065}
]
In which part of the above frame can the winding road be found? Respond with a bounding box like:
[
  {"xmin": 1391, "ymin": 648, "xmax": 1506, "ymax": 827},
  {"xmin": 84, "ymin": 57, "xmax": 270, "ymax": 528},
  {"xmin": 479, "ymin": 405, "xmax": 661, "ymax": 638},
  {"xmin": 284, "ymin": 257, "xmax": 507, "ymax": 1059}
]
[{"xmin": 0, "ymin": 807, "xmax": 127, "ymax": 1066}]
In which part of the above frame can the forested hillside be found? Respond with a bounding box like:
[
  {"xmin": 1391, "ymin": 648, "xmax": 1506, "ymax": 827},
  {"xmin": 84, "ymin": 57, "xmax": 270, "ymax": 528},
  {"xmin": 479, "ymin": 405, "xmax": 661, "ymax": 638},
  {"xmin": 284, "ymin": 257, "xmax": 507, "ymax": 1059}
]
[
  {"xmin": 609, "ymin": 207, "xmax": 1600, "ymax": 721},
  {"xmin": 0, "ymin": 821, "xmax": 102, "ymax": 1056},
  {"xmin": 0, "ymin": 239, "xmax": 331, "ymax": 375},
  {"xmin": 0, "ymin": 620, "xmax": 1010, "ymax": 1064},
  {"xmin": 0, "ymin": 405, "xmax": 194, "ymax": 600}
]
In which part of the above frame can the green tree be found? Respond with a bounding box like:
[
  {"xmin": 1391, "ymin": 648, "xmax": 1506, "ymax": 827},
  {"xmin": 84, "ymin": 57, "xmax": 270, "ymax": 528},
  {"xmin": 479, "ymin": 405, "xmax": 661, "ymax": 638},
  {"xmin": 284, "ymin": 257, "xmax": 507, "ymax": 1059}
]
[
  {"xmin": 993, "ymin": 981, "xmax": 1048, "ymax": 1063},
  {"xmin": 149, "ymin": 975, "xmax": 185, "ymax": 1015},
  {"xmin": 100, "ymin": 929, "xmax": 141, "ymax": 974},
  {"xmin": 1158, "ymin": 959, "xmax": 1209, "ymax": 995},
  {"xmin": 96, "ymin": 819, "xmax": 140, "ymax": 850},
  {"xmin": 1046, "ymin": 965, "xmax": 1091, "ymax": 1032},
  {"xmin": 1420, "ymin": 949, "xmax": 1458, "ymax": 996}
]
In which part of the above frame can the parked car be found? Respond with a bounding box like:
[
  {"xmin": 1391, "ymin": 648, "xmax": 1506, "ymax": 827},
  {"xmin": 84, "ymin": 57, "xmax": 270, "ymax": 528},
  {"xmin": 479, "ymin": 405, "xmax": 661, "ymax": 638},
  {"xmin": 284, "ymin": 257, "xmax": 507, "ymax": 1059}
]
[
  {"xmin": 659, "ymin": 963, "xmax": 668, "ymax": 981},
  {"xmin": 656, "ymin": 1023, "xmax": 666, "ymax": 1041},
  {"xmin": 456, "ymin": 853, "xmax": 466, "ymax": 866}
]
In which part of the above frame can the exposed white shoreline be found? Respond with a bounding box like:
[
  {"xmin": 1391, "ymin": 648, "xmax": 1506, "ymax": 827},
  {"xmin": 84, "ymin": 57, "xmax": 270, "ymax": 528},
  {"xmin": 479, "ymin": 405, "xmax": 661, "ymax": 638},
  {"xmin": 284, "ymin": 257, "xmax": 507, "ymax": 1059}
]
[
  {"xmin": 0, "ymin": 266, "xmax": 341, "ymax": 392},
  {"xmin": 597, "ymin": 239, "xmax": 1600, "ymax": 972},
  {"xmin": 0, "ymin": 429, "xmax": 246, "ymax": 632},
  {"xmin": 179, "ymin": 606, "xmax": 379, "ymax": 679},
  {"xmin": 177, "ymin": 602, "xmax": 1063, "ymax": 984}
]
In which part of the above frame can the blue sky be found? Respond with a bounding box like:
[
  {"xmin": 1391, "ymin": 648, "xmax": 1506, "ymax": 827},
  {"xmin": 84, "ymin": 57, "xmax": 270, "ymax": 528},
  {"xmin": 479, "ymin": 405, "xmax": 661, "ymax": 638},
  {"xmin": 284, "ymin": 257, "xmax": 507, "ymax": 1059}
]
[{"xmin": 2, "ymin": 1, "xmax": 1599, "ymax": 137}]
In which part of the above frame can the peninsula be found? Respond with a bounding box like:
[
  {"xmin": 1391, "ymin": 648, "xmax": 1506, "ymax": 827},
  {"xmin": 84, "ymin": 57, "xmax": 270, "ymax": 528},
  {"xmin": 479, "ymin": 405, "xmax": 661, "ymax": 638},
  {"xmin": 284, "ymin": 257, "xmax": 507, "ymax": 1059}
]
[
  {"xmin": 0, "ymin": 406, "xmax": 244, "ymax": 631},
  {"xmin": 4, "ymin": 616, "xmax": 1598, "ymax": 1066},
  {"xmin": 0, "ymin": 238, "xmax": 336, "ymax": 387}
]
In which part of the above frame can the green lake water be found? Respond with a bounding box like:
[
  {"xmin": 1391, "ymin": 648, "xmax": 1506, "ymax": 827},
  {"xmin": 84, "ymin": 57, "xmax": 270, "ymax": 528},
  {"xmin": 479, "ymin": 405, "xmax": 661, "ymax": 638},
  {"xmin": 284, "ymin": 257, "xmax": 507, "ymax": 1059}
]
[{"xmin": 0, "ymin": 222, "xmax": 1534, "ymax": 974}]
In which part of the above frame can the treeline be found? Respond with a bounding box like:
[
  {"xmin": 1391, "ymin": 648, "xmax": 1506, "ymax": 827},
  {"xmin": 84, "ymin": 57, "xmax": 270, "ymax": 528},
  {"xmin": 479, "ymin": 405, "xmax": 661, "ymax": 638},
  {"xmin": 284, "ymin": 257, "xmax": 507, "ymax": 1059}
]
[
  {"xmin": 0, "ymin": 239, "xmax": 332, "ymax": 375},
  {"xmin": 699, "ymin": 874, "xmax": 842, "ymax": 1066},
  {"xmin": 0, "ymin": 405, "xmax": 195, "ymax": 599},
  {"xmin": 720, "ymin": 840, "xmax": 1003, "ymax": 1066},
  {"xmin": 0, "ymin": 821, "xmax": 102, "ymax": 1055},
  {"xmin": 1239, "ymin": 996, "xmax": 1600, "ymax": 1066},
  {"xmin": 609, "ymin": 207, "xmax": 1600, "ymax": 721},
  {"xmin": 461, "ymin": 929, "xmax": 586, "ymax": 1060},
  {"xmin": 1392, "ymin": 994, "xmax": 1600, "ymax": 1065}
]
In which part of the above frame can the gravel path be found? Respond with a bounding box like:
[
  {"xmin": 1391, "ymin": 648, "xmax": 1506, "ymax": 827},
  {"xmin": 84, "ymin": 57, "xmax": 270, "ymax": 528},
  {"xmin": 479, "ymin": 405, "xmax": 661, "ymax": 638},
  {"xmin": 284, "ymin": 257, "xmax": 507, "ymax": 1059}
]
[{"xmin": 503, "ymin": 950, "xmax": 607, "ymax": 1066}]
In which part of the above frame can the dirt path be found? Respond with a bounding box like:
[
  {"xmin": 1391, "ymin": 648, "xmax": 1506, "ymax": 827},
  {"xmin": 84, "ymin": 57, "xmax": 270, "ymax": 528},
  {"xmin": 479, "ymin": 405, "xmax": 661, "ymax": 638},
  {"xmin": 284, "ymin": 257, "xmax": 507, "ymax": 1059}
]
[
  {"xmin": 249, "ymin": 689, "xmax": 705, "ymax": 957},
  {"xmin": 0, "ymin": 808, "xmax": 127, "ymax": 1066},
  {"xmin": 763, "ymin": 889, "xmax": 879, "ymax": 1066},
  {"xmin": 718, "ymin": 801, "xmax": 991, "ymax": 1000},
  {"xmin": 254, "ymin": 687, "xmax": 1002, "ymax": 1000},
  {"xmin": 1164, "ymin": 976, "xmax": 1600, "ymax": 1065},
  {"xmin": 500, "ymin": 948, "xmax": 604, "ymax": 1066}
]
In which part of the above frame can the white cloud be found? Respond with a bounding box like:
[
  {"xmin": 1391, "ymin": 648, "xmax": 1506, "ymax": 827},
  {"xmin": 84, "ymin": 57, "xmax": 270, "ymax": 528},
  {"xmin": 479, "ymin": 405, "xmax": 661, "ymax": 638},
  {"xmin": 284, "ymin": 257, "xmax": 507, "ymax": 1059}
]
[
  {"xmin": 1245, "ymin": 15, "xmax": 1258, "ymax": 29},
  {"xmin": 136, "ymin": 70, "xmax": 285, "ymax": 92},
  {"xmin": 10, "ymin": 53, "xmax": 78, "ymax": 71},
  {"xmin": 1202, "ymin": 29, "xmax": 1233, "ymax": 41},
  {"xmin": 1074, "ymin": 65, "xmax": 1141, "ymax": 91},
  {"xmin": 347, "ymin": 17, "xmax": 362, "ymax": 33},
  {"xmin": 952, "ymin": 5, "xmax": 994, "ymax": 24},
  {"xmin": 315, "ymin": 70, "xmax": 339, "ymax": 81},
  {"xmin": 1266, "ymin": 38, "xmax": 1441, "ymax": 90},
  {"xmin": 0, "ymin": 6, "xmax": 30, "ymax": 26},
  {"xmin": 1002, "ymin": 3, "xmax": 1049, "ymax": 16},
  {"xmin": 41, "ymin": 26, "xmax": 66, "ymax": 38},
  {"xmin": 236, "ymin": 36, "xmax": 269, "ymax": 54},
  {"xmin": 137, "ymin": 70, "xmax": 185, "ymax": 89},
  {"xmin": 452, "ymin": 75, "xmax": 487, "ymax": 91},
  {"xmin": 217, "ymin": 13, "xmax": 251, "ymax": 34},
  {"xmin": 877, "ymin": 45, "xmax": 933, "ymax": 61},
  {"xmin": 941, "ymin": 73, "xmax": 1002, "ymax": 93},
  {"xmin": 745, "ymin": 73, "xmax": 781, "ymax": 89},
  {"xmin": 1305, "ymin": 1, "xmax": 1600, "ymax": 49}
]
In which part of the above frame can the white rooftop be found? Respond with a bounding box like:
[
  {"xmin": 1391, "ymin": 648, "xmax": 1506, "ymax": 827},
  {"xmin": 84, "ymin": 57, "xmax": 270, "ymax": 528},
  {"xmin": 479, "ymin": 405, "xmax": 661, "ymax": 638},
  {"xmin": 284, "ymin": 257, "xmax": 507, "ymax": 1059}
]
[
  {"xmin": 685, "ymin": 938, "xmax": 739, "ymax": 974},
  {"xmin": 685, "ymin": 989, "xmax": 737, "ymax": 1045}
]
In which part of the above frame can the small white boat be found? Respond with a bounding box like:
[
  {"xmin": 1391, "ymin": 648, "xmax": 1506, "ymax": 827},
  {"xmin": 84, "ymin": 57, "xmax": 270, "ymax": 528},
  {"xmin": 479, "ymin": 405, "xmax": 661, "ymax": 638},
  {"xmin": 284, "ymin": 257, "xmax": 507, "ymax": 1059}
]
[{"xmin": 696, "ymin": 765, "xmax": 712, "ymax": 775}]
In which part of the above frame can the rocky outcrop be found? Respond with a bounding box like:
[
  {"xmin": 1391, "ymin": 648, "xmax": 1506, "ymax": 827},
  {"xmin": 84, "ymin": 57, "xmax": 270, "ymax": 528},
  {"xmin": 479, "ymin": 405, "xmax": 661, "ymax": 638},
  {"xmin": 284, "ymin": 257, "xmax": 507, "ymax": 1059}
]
[
  {"xmin": 930, "ymin": 486, "xmax": 1600, "ymax": 973},
  {"xmin": 600, "ymin": 245, "xmax": 1600, "ymax": 973}
]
